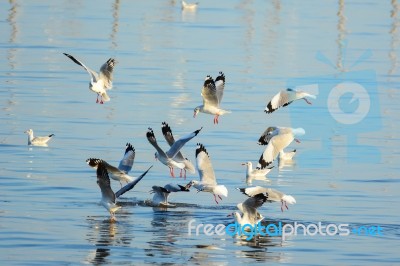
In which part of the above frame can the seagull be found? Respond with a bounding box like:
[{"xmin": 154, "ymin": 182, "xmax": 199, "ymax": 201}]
[
  {"xmin": 149, "ymin": 183, "xmax": 190, "ymax": 207},
  {"xmin": 63, "ymin": 53, "xmax": 116, "ymax": 104},
  {"xmin": 264, "ymin": 88, "xmax": 316, "ymax": 114},
  {"xmin": 186, "ymin": 143, "xmax": 228, "ymax": 204},
  {"xmin": 257, "ymin": 127, "xmax": 305, "ymax": 168},
  {"xmin": 228, "ymin": 193, "xmax": 268, "ymax": 226},
  {"xmin": 146, "ymin": 126, "xmax": 202, "ymax": 178},
  {"xmin": 86, "ymin": 142, "xmax": 136, "ymax": 186},
  {"xmin": 161, "ymin": 122, "xmax": 196, "ymax": 179},
  {"xmin": 95, "ymin": 162, "xmax": 152, "ymax": 221},
  {"xmin": 241, "ymin": 162, "xmax": 274, "ymax": 185},
  {"xmin": 181, "ymin": 0, "xmax": 199, "ymax": 10},
  {"xmin": 24, "ymin": 129, "xmax": 54, "ymax": 146},
  {"xmin": 193, "ymin": 72, "xmax": 231, "ymax": 124},
  {"xmin": 237, "ymin": 186, "xmax": 296, "ymax": 212}
]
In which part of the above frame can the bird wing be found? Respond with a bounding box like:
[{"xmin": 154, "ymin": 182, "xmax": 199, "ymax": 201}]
[
  {"xmin": 96, "ymin": 162, "xmax": 116, "ymax": 204},
  {"xmin": 99, "ymin": 58, "xmax": 116, "ymax": 89},
  {"xmin": 164, "ymin": 183, "xmax": 190, "ymax": 192},
  {"xmin": 118, "ymin": 143, "xmax": 135, "ymax": 174},
  {"xmin": 115, "ymin": 165, "xmax": 152, "ymax": 198},
  {"xmin": 214, "ymin": 72, "xmax": 225, "ymax": 104},
  {"xmin": 257, "ymin": 132, "xmax": 294, "ymax": 168},
  {"xmin": 166, "ymin": 127, "xmax": 202, "ymax": 159},
  {"xmin": 63, "ymin": 53, "xmax": 99, "ymax": 83},
  {"xmin": 161, "ymin": 122, "xmax": 185, "ymax": 161},
  {"xmin": 237, "ymin": 186, "xmax": 268, "ymax": 198},
  {"xmin": 146, "ymin": 128, "xmax": 168, "ymax": 157},
  {"xmin": 264, "ymin": 89, "xmax": 294, "ymax": 114},
  {"xmin": 201, "ymin": 75, "xmax": 219, "ymax": 107},
  {"xmin": 195, "ymin": 143, "xmax": 217, "ymax": 186},
  {"xmin": 257, "ymin": 126, "xmax": 278, "ymax": 145}
]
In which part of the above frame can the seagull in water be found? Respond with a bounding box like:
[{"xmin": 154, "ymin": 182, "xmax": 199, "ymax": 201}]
[
  {"xmin": 146, "ymin": 126, "xmax": 202, "ymax": 178},
  {"xmin": 161, "ymin": 122, "xmax": 196, "ymax": 179},
  {"xmin": 95, "ymin": 162, "xmax": 152, "ymax": 221},
  {"xmin": 264, "ymin": 88, "xmax": 316, "ymax": 114},
  {"xmin": 149, "ymin": 183, "xmax": 190, "ymax": 207},
  {"xmin": 181, "ymin": 0, "xmax": 199, "ymax": 10},
  {"xmin": 228, "ymin": 193, "xmax": 268, "ymax": 226},
  {"xmin": 237, "ymin": 186, "xmax": 296, "ymax": 212},
  {"xmin": 257, "ymin": 127, "xmax": 305, "ymax": 169},
  {"xmin": 241, "ymin": 162, "xmax": 274, "ymax": 185},
  {"xmin": 186, "ymin": 143, "xmax": 228, "ymax": 204},
  {"xmin": 63, "ymin": 53, "xmax": 116, "ymax": 104},
  {"xmin": 194, "ymin": 72, "xmax": 231, "ymax": 124},
  {"xmin": 24, "ymin": 129, "xmax": 54, "ymax": 146},
  {"xmin": 86, "ymin": 143, "xmax": 136, "ymax": 187}
]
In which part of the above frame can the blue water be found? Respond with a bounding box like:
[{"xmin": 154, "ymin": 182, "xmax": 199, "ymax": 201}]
[{"xmin": 0, "ymin": 0, "xmax": 399, "ymax": 265}]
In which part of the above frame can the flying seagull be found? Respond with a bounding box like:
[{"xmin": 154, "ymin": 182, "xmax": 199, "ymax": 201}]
[
  {"xmin": 193, "ymin": 72, "xmax": 231, "ymax": 124},
  {"xmin": 63, "ymin": 53, "xmax": 116, "ymax": 104},
  {"xmin": 264, "ymin": 88, "xmax": 316, "ymax": 114},
  {"xmin": 95, "ymin": 162, "xmax": 152, "ymax": 221}
]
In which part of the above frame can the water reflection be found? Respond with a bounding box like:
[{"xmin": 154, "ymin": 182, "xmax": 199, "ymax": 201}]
[
  {"xmin": 336, "ymin": 0, "xmax": 347, "ymax": 71},
  {"xmin": 85, "ymin": 217, "xmax": 132, "ymax": 265},
  {"xmin": 110, "ymin": 0, "xmax": 120, "ymax": 50},
  {"xmin": 389, "ymin": 0, "xmax": 399, "ymax": 75}
]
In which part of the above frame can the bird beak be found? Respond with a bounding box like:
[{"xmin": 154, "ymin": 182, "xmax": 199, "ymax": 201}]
[
  {"xmin": 227, "ymin": 213, "xmax": 233, "ymax": 217},
  {"xmin": 241, "ymin": 163, "xmax": 246, "ymax": 166}
]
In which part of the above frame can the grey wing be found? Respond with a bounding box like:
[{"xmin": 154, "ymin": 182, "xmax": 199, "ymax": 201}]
[
  {"xmin": 118, "ymin": 143, "xmax": 135, "ymax": 174},
  {"xmin": 201, "ymin": 76, "xmax": 219, "ymax": 107},
  {"xmin": 161, "ymin": 122, "xmax": 185, "ymax": 161},
  {"xmin": 195, "ymin": 143, "xmax": 217, "ymax": 185},
  {"xmin": 99, "ymin": 58, "xmax": 116, "ymax": 89},
  {"xmin": 214, "ymin": 71, "xmax": 225, "ymax": 104},
  {"xmin": 257, "ymin": 126, "xmax": 278, "ymax": 145},
  {"xmin": 63, "ymin": 53, "xmax": 99, "ymax": 82},
  {"xmin": 237, "ymin": 186, "xmax": 268, "ymax": 197},
  {"xmin": 257, "ymin": 133, "xmax": 293, "ymax": 168},
  {"xmin": 242, "ymin": 193, "xmax": 268, "ymax": 211},
  {"xmin": 264, "ymin": 188, "xmax": 284, "ymax": 202},
  {"xmin": 96, "ymin": 162, "xmax": 116, "ymax": 204},
  {"xmin": 264, "ymin": 89, "xmax": 293, "ymax": 114},
  {"xmin": 146, "ymin": 128, "xmax": 167, "ymax": 157},
  {"xmin": 115, "ymin": 165, "xmax": 152, "ymax": 198},
  {"xmin": 166, "ymin": 127, "xmax": 202, "ymax": 159},
  {"xmin": 164, "ymin": 183, "xmax": 190, "ymax": 192}
]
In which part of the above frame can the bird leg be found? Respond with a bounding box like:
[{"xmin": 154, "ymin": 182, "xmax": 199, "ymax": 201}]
[
  {"xmin": 169, "ymin": 167, "xmax": 175, "ymax": 178},
  {"xmin": 214, "ymin": 115, "xmax": 220, "ymax": 124},
  {"xmin": 213, "ymin": 194, "xmax": 219, "ymax": 204},
  {"xmin": 303, "ymin": 98, "xmax": 312, "ymax": 105},
  {"xmin": 184, "ymin": 169, "xmax": 187, "ymax": 180},
  {"xmin": 295, "ymin": 138, "xmax": 301, "ymax": 143},
  {"xmin": 99, "ymin": 95, "xmax": 104, "ymax": 104},
  {"xmin": 96, "ymin": 95, "xmax": 99, "ymax": 103},
  {"xmin": 179, "ymin": 169, "xmax": 183, "ymax": 178},
  {"xmin": 280, "ymin": 200, "xmax": 289, "ymax": 212},
  {"xmin": 218, "ymin": 195, "xmax": 222, "ymax": 200}
]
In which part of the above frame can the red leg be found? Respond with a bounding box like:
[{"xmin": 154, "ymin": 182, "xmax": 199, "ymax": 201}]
[
  {"xmin": 281, "ymin": 201, "xmax": 284, "ymax": 212},
  {"xmin": 213, "ymin": 115, "xmax": 219, "ymax": 124},
  {"xmin": 285, "ymin": 202, "xmax": 289, "ymax": 210},
  {"xmin": 213, "ymin": 194, "xmax": 219, "ymax": 204},
  {"xmin": 295, "ymin": 139, "xmax": 301, "ymax": 143},
  {"xmin": 184, "ymin": 169, "xmax": 187, "ymax": 180},
  {"xmin": 218, "ymin": 195, "xmax": 222, "ymax": 200},
  {"xmin": 100, "ymin": 96, "xmax": 104, "ymax": 104},
  {"xmin": 170, "ymin": 167, "xmax": 175, "ymax": 178},
  {"xmin": 96, "ymin": 95, "xmax": 99, "ymax": 103}
]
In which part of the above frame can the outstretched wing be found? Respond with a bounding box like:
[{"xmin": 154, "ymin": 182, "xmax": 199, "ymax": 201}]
[
  {"xmin": 264, "ymin": 89, "xmax": 294, "ymax": 114},
  {"xmin": 161, "ymin": 122, "xmax": 185, "ymax": 161},
  {"xmin": 115, "ymin": 165, "xmax": 152, "ymax": 198},
  {"xmin": 99, "ymin": 58, "xmax": 116, "ymax": 89},
  {"xmin": 196, "ymin": 143, "xmax": 217, "ymax": 185},
  {"xmin": 96, "ymin": 162, "xmax": 116, "ymax": 204},
  {"xmin": 63, "ymin": 53, "xmax": 99, "ymax": 83},
  {"xmin": 166, "ymin": 127, "xmax": 202, "ymax": 159},
  {"xmin": 118, "ymin": 143, "xmax": 135, "ymax": 174},
  {"xmin": 201, "ymin": 75, "xmax": 219, "ymax": 107},
  {"xmin": 215, "ymin": 71, "xmax": 225, "ymax": 104}
]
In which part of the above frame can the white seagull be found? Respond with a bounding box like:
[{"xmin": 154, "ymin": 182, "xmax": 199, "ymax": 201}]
[
  {"xmin": 186, "ymin": 143, "xmax": 228, "ymax": 204},
  {"xmin": 95, "ymin": 162, "xmax": 152, "ymax": 221},
  {"xmin": 241, "ymin": 162, "xmax": 274, "ymax": 185},
  {"xmin": 146, "ymin": 126, "xmax": 202, "ymax": 178},
  {"xmin": 193, "ymin": 72, "xmax": 231, "ymax": 124},
  {"xmin": 181, "ymin": 0, "xmax": 199, "ymax": 10},
  {"xmin": 257, "ymin": 127, "xmax": 305, "ymax": 169},
  {"xmin": 63, "ymin": 53, "xmax": 116, "ymax": 104},
  {"xmin": 86, "ymin": 143, "xmax": 136, "ymax": 186},
  {"xmin": 150, "ymin": 183, "xmax": 190, "ymax": 207},
  {"xmin": 264, "ymin": 88, "xmax": 316, "ymax": 114},
  {"xmin": 237, "ymin": 186, "xmax": 296, "ymax": 212},
  {"xmin": 24, "ymin": 129, "xmax": 54, "ymax": 146},
  {"xmin": 161, "ymin": 122, "xmax": 196, "ymax": 179},
  {"xmin": 228, "ymin": 193, "xmax": 268, "ymax": 226}
]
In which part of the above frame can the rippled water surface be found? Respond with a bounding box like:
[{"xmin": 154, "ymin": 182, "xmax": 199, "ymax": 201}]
[{"xmin": 0, "ymin": 0, "xmax": 399, "ymax": 265}]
